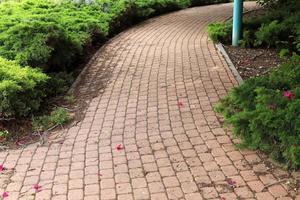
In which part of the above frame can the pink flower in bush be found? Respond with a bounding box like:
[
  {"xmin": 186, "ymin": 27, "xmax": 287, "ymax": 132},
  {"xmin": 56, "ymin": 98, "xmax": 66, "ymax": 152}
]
[
  {"xmin": 1, "ymin": 192, "xmax": 9, "ymax": 198},
  {"xmin": 284, "ymin": 90, "xmax": 294, "ymax": 100}
]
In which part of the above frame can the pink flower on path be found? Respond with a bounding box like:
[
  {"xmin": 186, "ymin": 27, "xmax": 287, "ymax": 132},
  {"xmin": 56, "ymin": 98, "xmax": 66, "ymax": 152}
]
[
  {"xmin": 227, "ymin": 178, "xmax": 237, "ymax": 188},
  {"xmin": 116, "ymin": 144, "xmax": 124, "ymax": 151},
  {"xmin": 33, "ymin": 184, "xmax": 42, "ymax": 193},
  {"xmin": 1, "ymin": 192, "xmax": 9, "ymax": 198},
  {"xmin": 284, "ymin": 90, "xmax": 295, "ymax": 100},
  {"xmin": 221, "ymin": 197, "xmax": 226, "ymax": 200},
  {"xmin": 0, "ymin": 164, "xmax": 5, "ymax": 172},
  {"xmin": 177, "ymin": 101, "xmax": 184, "ymax": 108}
]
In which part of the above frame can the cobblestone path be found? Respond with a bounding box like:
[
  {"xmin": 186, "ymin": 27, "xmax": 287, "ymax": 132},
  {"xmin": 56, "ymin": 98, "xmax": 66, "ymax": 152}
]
[{"xmin": 1, "ymin": 2, "xmax": 298, "ymax": 200}]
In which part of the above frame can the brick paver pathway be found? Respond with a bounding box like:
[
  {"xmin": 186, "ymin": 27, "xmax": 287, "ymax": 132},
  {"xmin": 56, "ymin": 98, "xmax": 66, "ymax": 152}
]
[{"xmin": 1, "ymin": 2, "xmax": 299, "ymax": 200}]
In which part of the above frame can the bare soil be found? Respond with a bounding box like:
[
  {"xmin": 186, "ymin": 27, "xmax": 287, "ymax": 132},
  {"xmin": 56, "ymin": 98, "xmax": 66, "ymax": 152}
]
[
  {"xmin": 224, "ymin": 45, "xmax": 281, "ymax": 79},
  {"xmin": 223, "ymin": 8, "xmax": 282, "ymax": 80}
]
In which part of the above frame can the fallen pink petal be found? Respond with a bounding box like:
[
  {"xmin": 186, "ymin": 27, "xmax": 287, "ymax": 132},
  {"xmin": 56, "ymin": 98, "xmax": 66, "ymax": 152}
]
[
  {"xmin": 116, "ymin": 144, "xmax": 123, "ymax": 151},
  {"xmin": 0, "ymin": 164, "xmax": 5, "ymax": 172},
  {"xmin": 177, "ymin": 101, "xmax": 184, "ymax": 107},
  {"xmin": 33, "ymin": 184, "xmax": 42, "ymax": 193},
  {"xmin": 221, "ymin": 197, "xmax": 226, "ymax": 200},
  {"xmin": 227, "ymin": 178, "xmax": 237, "ymax": 187},
  {"xmin": 1, "ymin": 192, "xmax": 9, "ymax": 198},
  {"xmin": 283, "ymin": 90, "xmax": 295, "ymax": 100}
]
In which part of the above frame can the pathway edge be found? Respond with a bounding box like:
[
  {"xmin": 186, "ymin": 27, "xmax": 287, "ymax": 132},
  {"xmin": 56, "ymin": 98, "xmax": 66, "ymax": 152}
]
[{"xmin": 215, "ymin": 43, "xmax": 244, "ymax": 84}]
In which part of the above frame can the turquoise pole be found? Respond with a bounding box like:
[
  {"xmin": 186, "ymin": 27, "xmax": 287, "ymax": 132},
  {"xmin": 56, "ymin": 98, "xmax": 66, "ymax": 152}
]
[{"xmin": 232, "ymin": 0, "xmax": 243, "ymax": 46}]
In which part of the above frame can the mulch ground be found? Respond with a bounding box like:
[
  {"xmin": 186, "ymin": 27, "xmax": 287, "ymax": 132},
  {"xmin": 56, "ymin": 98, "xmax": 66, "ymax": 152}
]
[
  {"xmin": 223, "ymin": 8, "xmax": 282, "ymax": 80},
  {"xmin": 224, "ymin": 45, "xmax": 281, "ymax": 79}
]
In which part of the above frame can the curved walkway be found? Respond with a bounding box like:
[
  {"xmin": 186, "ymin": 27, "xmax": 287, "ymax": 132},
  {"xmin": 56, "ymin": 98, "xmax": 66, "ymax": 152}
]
[{"xmin": 0, "ymin": 2, "xmax": 298, "ymax": 200}]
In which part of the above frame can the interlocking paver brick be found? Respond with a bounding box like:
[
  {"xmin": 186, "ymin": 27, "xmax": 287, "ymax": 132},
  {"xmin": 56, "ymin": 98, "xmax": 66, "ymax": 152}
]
[
  {"xmin": 256, "ymin": 192, "xmax": 275, "ymax": 200},
  {"xmin": 0, "ymin": 2, "xmax": 292, "ymax": 199},
  {"xmin": 268, "ymin": 185, "xmax": 288, "ymax": 197},
  {"xmin": 68, "ymin": 189, "xmax": 83, "ymax": 200},
  {"xmin": 133, "ymin": 188, "xmax": 150, "ymax": 199},
  {"xmin": 166, "ymin": 187, "xmax": 184, "ymax": 199},
  {"xmin": 151, "ymin": 193, "xmax": 168, "ymax": 200},
  {"xmin": 201, "ymin": 187, "xmax": 219, "ymax": 199}
]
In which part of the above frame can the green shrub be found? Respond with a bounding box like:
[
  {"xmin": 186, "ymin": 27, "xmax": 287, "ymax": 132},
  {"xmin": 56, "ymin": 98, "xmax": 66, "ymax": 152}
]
[
  {"xmin": 207, "ymin": 0, "xmax": 300, "ymax": 54},
  {"xmin": 0, "ymin": 0, "xmax": 111, "ymax": 71},
  {"xmin": 216, "ymin": 55, "xmax": 300, "ymax": 169},
  {"xmin": 207, "ymin": 22, "xmax": 232, "ymax": 43},
  {"xmin": 0, "ymin": 57, "xmax": 49, "ymax": 118},
  {"xmin": 279, "ymin": 48, "xmax": 290, "ymax": 59},
  {"xmin": 46, "ymin": 72, "xmax": 75, "ymax": 97},
  {"xmin": 0, "ymin": 130, "xmax": 10, "ymax": 141},
  {"xmin": 32, "ymin": 107, "xmax": 70, "ymax": 132}
]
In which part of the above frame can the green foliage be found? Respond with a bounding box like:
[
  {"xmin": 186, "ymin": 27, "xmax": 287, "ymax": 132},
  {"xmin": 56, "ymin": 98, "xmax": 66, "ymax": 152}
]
[
  {"xmin": 46, "ymin": 72, "xmax": 75, "ymax": 97},
  {"xmin": 0, "ymin": 57, "xmax": 48, "ymax": 118},
  {"xmin": 64, "ymin": 95, "xmax": 76, "ymax": 104},
  {"xmin": 207, "ymin": 22, "xmax": 232, "ymax": 43},
  {"xmin": 216, "ymin": 55, "xmax": 300, "ymax": 169},
  {"xmin": 0, "ymin": 0, "xmax": 111, "ymax": 71},
  {"xmin": 279, "ymin": 48, "xmax": 290, "ymax": 59},
  {"xmin": 0, "ymin": 130, "xmax": 10, "ymax": 140},
  {"xmin": 32, "ymin": 107, "xmax": 70, "ymax": 132},
  {"xmin": 207, "ymin": 0, "xmax": 300, "ymax": 54}
]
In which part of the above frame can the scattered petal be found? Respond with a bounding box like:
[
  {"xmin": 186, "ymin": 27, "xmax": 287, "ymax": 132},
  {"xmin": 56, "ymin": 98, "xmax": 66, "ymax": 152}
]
[
  {"xmin": 2, "ymin": 192, "xmax": 9, "ymax": 198},
  {"xmin": 116, "ymin": 144, "xmax": 123, "ymax": 151},
  {"xmin": 227, "ymin": 178, "xmax": 237, "ymax": 188},
  {"xmin": 177, "ymin": 101, "xmax": 184, "ymax": 108},
  {"xmin": 33, "ymin": 184, "xmax": 42, "ymax": 193},
  {"xmin": 284, "ymin": 90, "xmax": 295, "ymax": 100},
  {"xmin": 15, "ymin": 139, "xmax": 25, "ymax": 146},
  {"xmin": 0, "ymin": 164, "xmax": 5, "ymax": 172},
  {"xmin": 221, "ymin": 197, "xmax": 226, "ymax": 200}
]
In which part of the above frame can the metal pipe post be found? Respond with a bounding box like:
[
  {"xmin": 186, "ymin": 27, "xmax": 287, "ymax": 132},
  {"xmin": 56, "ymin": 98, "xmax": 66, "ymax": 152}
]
[{"xmin": 232, "ymin": 0, "xmax": 243, "ymax": 46}]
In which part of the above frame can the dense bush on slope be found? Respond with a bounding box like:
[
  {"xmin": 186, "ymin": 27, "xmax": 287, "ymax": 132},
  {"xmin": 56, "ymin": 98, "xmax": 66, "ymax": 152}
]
[
  {"xmin": 0, "ymin": 0, "xmax": 113, "ymax": 71},
  {"xmin": 0, "ymin": 57, "xmax": 48, "ymax": 118}
]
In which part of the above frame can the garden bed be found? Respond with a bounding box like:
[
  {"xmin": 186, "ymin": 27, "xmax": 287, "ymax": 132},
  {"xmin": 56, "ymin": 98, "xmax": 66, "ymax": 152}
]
[
  {"xmin": 223, "ymin": 45, "xmax": 281, "ymax": 79},
  {"xmin": 222, "ymin": 9, "xmax": 282, "ymax": 80}
]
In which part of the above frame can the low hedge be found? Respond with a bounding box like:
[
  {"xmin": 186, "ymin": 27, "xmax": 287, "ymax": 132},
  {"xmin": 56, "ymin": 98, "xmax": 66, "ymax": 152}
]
[
  {"xmin": 0, "ymin": 0, "xmax": 113, "ymax": 71},
  {"xmin": 216, "ymin": 55, "xmax": 300, "ymax": 169},
  {"xmin": 0, "ymin": 57, "xmax": 48, "ymax": 118}
]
